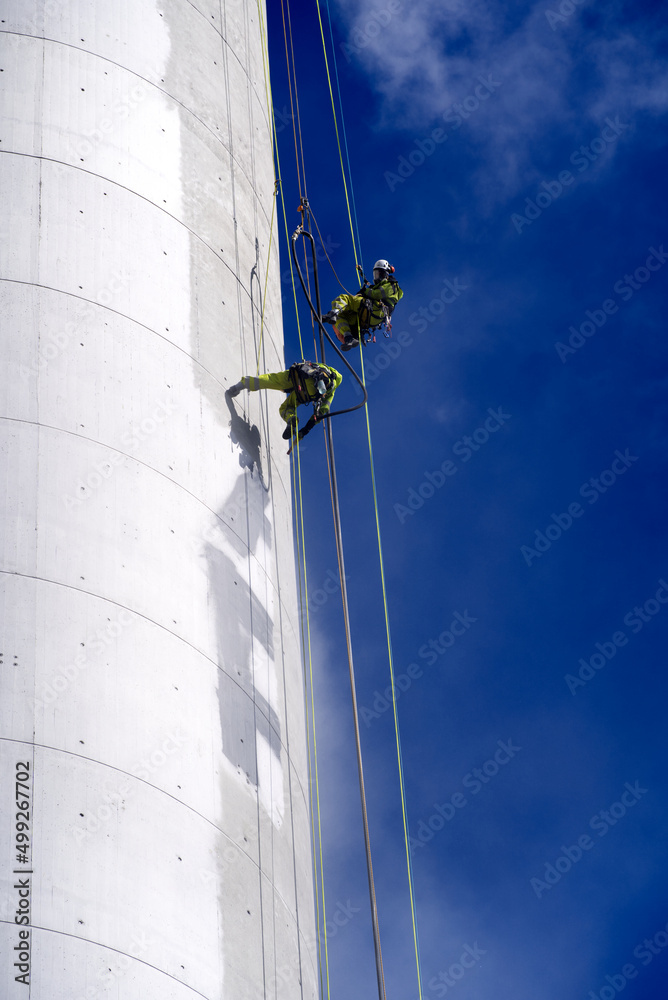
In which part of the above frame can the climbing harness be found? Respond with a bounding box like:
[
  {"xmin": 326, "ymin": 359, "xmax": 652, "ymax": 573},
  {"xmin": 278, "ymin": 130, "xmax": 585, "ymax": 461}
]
[
  {"xmin": 288, "ymin": 360, "xmax": 334, "ymax": 406},
  {"xmin": 285, "ymin": 362, "xmax": 336, "ymax": 448},
  {"xmin": 352, "ymin": 265, "xmax": 399, "ymax": 344}
]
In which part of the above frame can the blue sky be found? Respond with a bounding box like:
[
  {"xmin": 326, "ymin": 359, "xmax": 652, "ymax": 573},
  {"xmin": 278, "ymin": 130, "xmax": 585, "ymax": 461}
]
[{"xmin": 267, "ymin": 1, "xmax": 668, "ymax": 998}]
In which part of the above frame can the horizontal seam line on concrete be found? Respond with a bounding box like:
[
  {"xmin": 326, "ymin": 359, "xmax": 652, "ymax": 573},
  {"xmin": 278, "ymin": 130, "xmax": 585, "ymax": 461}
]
[
  {"xmin": 0, "ymin": 733, "xmax": 309, "ymax": 870},
  {"xmin": 0, "ymin": 412, "xmax": 298, "ymax": 693},
  {"xmin": 0, "ymin": 743, "xmax": 310, "ymax": 946},
  {"xmin": 0, "ymin": 148, "xmax": 275, "ymax": 289},
  {"xmin": 0, "ymin": 413, "xmax": 292, "ymax": 593},
  {"xmin": 0, "ymin": 276, "xmax": 250, "ymax": 396},
  {"xmin": 0, "ymin": 27, "xmax": 271, "ymax": 149},
  {"xmin": 0, "ymin": 570, "xmax": 308, "ymax": 804},
  {"xmin": 0, "ymin": 918, "xmax": 213, "ymax": 997}
]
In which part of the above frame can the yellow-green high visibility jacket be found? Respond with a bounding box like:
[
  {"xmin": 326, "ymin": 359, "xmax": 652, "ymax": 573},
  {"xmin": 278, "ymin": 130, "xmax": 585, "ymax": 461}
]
[
  {"xmin": 241, "ymin": 365, "xmax": 343, "ymax": 424},
  {"xmin": 332, "ymin": 278, "xmax": 403, "ymax": 333}
]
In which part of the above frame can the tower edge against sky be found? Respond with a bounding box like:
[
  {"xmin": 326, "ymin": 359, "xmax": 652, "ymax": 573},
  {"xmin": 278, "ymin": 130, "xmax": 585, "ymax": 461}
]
[{"xmin": 0, "ymin": 1, "xmax": 317, "ymax": 997}]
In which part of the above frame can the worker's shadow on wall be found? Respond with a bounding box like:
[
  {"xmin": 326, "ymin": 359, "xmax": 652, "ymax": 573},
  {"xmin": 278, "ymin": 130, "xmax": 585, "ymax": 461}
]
[
  {"xmin": 207, "ymin": 255, "xmax": 283, "ymax": 820},
  {"xmin": 207, "ymin": 463, "xmax": 283, "ymax": 824},
  {"xmin": 213, "ymin": 391, "xmax": 282, "ymax": 820},
  {"xmin": 225, "ymin": 392, "xmax": 265, "ymax": 484}
]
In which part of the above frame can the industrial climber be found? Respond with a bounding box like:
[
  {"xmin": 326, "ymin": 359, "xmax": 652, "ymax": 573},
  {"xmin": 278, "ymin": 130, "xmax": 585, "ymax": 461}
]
[
  {"xmin": 227, "ymin": 361, "xmax": 343, "ymax": 442},
  {"xmin": 322, "ymin": 258, "xmax": 403, "ymax": 351}
]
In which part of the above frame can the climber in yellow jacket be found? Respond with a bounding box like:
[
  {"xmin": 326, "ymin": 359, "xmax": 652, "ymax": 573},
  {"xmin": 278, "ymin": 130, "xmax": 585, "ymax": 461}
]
[
  {"xmin": 322, "ymin": 259, "xmax": 403, "ymax": 351},
  {"xmin": 227, "ymin": 361, "xmax": 343, "ymax": 441}
]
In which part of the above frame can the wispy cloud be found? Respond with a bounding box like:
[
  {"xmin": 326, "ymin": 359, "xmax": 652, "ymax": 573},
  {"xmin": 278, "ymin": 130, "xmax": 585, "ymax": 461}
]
[{"xmin": 333, "ymin": 0, "xmax": 668, "ymax": 200}]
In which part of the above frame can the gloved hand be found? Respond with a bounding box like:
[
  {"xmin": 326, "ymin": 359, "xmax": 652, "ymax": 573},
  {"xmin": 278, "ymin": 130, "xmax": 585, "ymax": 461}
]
[{"xmin": 322, "ymin": 310, "xmax": 339, "ymax": 324}]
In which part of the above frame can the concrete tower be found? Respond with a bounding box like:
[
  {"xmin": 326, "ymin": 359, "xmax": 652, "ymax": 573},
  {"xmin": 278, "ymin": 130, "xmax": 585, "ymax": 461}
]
[{"xmin": 0, "ymin": 2, "xmax": 317, "ymax": 997}]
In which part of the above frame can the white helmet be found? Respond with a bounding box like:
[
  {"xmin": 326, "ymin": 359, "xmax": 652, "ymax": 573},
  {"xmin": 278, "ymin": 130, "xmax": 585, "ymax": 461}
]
[{"xmin": 373, "ymin": 259, "xmax": 395, "ymax": 281}]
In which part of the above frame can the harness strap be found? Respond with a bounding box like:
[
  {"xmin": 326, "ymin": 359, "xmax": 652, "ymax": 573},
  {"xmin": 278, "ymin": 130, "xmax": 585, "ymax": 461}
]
[
  {"xmin": 289, "ymin": 364, "xmax": 309, "ymax": 405},
  {"xmin": 288, "ymin": 362, "xmax": 334, "ymax": 406},
  {"xmin": 356, "ymin": 281, "xmax": 398, "ymax": 339},
  {"xmin": 357, "ymin": 300, "xmax": 393, "ymax": 343}
]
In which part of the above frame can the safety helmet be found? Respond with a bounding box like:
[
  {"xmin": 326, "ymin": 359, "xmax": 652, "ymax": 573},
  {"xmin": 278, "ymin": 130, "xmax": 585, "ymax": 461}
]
[{"xmin": 373, "ymin": 258, "xmax": 395, "ymax": 281}]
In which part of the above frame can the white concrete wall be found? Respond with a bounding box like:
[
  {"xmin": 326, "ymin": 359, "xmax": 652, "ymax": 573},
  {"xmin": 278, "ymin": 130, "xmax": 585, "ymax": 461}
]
[{"xmin": 0, "ymin": 2, "xmax": 316, "ymax": 997}]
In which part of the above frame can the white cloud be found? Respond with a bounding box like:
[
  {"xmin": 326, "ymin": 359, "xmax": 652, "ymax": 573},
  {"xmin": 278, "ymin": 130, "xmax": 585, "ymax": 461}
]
[{"xmin": 333, "ymin": 0, "xmax": 668, "ymax": 200}]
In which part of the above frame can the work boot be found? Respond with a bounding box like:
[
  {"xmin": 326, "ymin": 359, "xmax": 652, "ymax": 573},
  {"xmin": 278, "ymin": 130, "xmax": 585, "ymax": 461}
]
[
  {"xmin": 227, "ymin": 381, "xmax": 243, "ymax": 398},
  {"xmin": 322, "ymin": 310, "xmax": 339, "ymax": 324},
  {"xmin": 282, "ymin": 419, "xmax": 297, "ymax": 440},
  {"xmin": 340, "ymin": 334, "xmax": 357, "ymax": 352}
]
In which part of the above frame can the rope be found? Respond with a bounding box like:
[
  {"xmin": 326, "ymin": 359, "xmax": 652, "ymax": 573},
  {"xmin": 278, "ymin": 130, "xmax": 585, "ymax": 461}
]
[
  {"xmin": 253, "ymin": 1, "xmax": 281, "ymax": 375},
  {"xmin": 310, "ymin": 206, "xmax": 352, "ymax": 295},
  {"xmin": 313, "ymin": 10, "xmax": 425, "ymax": 998},
  {"xmin": 255, "ymin": 180, "xmax": 280, "ymax": 374},
  {"xmin": 323, "ymin": 423, "xmax": 388, "ymax": 1000},
  {"xmin": 263, "ymin": 6, "xmax": 420, "ymax": 999},
  {"xmin": 255, "ymin": 5, "xmax": 333, "ymax": 992},
  {"xmin": 298, "ymin": 206, "xmax": 388, "ymax": 1000},
  {"xmin": 282, "ymin": 0, "xmax": 308, "ymax": 199},
  {"xmin": 292, "ymin": 435, "xmax": 332, "ymax": 1000},
  {"xmin": 359, "ymin": 353, "xmax": 425, "ymax": 1000},
  {"xmin": 322, "ymin": 0, "xmax": 364, "ymax": 265},
  {"xmin": 290, "ymin": 224, "xmax": 368, "ymax": 418},
  {"xmin": 278, "ymin": 0, "xmax": 320, "ymax": 356},
  {"xmin": 314, "ymin": 0, "xmax": 360, "ymax": 272}
]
